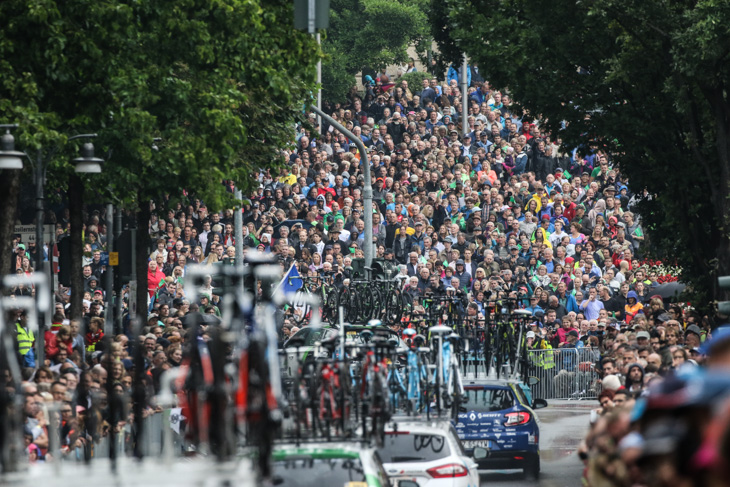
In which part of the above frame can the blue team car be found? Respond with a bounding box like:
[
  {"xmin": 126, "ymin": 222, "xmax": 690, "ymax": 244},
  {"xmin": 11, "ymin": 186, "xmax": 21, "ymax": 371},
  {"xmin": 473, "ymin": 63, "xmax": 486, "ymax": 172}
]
[{"xmin": 454, "ymin": 378, "xmax": 547, "ymax": 478}]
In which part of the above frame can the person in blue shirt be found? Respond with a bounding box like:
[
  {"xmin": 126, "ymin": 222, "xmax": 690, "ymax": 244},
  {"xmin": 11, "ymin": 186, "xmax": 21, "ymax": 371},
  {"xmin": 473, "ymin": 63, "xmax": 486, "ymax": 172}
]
[
  {"xmin": 447, "ymin": 64, "xmax": 471, "ymax": 87},
  {"xmin": 524, "ymin": 295, "xmax": 544, "ymax": 316},
  {"xmin": 579, "ymin": 287, "xmax": 604, "ymax": 320}
]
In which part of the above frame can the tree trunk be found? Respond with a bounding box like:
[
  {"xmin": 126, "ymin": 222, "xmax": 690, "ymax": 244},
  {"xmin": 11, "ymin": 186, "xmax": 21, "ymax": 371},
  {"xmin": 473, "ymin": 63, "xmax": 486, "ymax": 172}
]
[
  {"xmin": 0, "ymin": 171, "xmax": 21, "ymax": 284},
  {"xmin": 69, "ymin": 174, "xmax": 85, "ymax": 320},
  {"xmin": 135, "ymin": 203, "xmax": 151, "ymax": 325},
  {"xmin": 708, "ymin": 86, "xmax": 730, "ymax": 302}
]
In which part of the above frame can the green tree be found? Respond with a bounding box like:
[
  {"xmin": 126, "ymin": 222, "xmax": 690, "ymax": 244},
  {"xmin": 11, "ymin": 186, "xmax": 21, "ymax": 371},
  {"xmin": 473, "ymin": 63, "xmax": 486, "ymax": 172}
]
[
  {"xmin": 433, "ymin": 0, "xmax": 730, "ymax": 305},
  {"xmin": 0, "ymin": 0, "xmax": 320, "ymax": 319},
  {"xmin": 323, "ymin": 0, "xmax": 430, "ymax": 103}
]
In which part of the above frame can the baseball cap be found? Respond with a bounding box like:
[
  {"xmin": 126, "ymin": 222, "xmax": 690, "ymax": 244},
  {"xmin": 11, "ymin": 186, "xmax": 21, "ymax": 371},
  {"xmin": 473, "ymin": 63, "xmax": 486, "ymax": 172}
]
[
  {"xmin": 526, "ymin": 331, "xmax": 536, "ymax": 339},
  {"xmin": 636, "ymin": 331, "xmax": 651, "ymax": 340},
  {"xmin": 568, "ymin": 330, "xmax": 579, "ymax": 337},
  {"xmin": 686, "ymin": 324, "xmax": 702, "ymax": 337}
]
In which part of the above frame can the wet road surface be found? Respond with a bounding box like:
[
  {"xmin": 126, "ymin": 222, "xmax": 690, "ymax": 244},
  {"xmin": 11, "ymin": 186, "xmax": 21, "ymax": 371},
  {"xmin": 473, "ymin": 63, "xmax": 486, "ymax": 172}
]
[{"xmin": 479, "ymin": 400, "xmax": 593, "ymax": 487}]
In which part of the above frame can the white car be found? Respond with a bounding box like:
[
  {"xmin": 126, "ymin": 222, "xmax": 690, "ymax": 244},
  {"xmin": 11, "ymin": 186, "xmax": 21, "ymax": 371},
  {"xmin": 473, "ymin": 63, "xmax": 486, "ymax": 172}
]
[{"xmin": 379, "ymin": 419, "xmax": 484, "ymax": 487}]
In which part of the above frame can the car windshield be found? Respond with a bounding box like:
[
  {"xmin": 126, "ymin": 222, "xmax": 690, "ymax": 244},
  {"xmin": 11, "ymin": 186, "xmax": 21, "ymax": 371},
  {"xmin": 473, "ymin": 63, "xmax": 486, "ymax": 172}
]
[
  {"xmin": 464, "ymin": 387, "xmax": 515, "ymax": 412},
  {"xmin": 379, "ymin": 433, "xmax": 451, "ymax": 463},
  {"xmin": 272, "ymin": 458, "xmax": 365, "ymax": 486}
]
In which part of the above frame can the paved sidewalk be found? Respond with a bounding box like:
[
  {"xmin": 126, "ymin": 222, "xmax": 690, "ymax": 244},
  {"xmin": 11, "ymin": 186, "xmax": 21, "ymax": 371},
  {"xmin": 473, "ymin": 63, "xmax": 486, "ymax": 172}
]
[{"xmin": 546, "ymin": 399, "xmax": 597, "ymax": 410}]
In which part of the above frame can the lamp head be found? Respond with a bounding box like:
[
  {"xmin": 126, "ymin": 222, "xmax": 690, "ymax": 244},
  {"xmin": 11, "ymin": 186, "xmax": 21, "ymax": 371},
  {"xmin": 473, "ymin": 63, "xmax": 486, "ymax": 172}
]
[
  {"xmin": 72, "ymin": 142, "xmax": 103, "ymax": 173},
  {"xmin": 0, "ymin": 130, "xmax": 25, "ymax": 170}
]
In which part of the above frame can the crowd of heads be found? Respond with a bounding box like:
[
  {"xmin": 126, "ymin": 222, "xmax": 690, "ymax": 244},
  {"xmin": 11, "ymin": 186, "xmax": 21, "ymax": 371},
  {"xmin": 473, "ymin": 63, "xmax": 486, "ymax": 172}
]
[{"xmin": 5, "ymin": 67, "xmax": 728, "ymax": 477}]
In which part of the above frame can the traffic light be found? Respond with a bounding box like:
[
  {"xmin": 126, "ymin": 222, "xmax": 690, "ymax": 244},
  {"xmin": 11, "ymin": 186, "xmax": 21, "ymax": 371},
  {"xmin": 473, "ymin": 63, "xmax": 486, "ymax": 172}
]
[
  {"xmin": 719, "ymin": 276, "xmax": 730, "ymax": 314},
  {"xmin": 294, "ymin": 0, "xmax": 330, "ymax": 32}
]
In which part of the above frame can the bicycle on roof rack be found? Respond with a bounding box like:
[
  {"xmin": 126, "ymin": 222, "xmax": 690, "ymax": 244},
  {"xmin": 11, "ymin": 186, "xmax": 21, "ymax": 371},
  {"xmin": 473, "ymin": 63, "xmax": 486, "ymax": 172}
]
[
  {"xmin": 290, "ymin": 272, "xmax": 340, "ymax": 324},
  {"xmin": 369, "ymin": 267, "xmax": 411, "ymax": 326},
  {"xmin": 178, "ymin": 256, "xmax": 284, "ymax": 480}
]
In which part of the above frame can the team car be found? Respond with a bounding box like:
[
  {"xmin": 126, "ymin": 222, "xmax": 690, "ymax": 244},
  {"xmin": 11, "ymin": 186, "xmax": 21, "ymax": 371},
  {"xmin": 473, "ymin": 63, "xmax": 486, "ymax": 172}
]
[
  {"xmin": 454, "ymin": 378, "xmax": 547, "ymax": 478},
  {"xmin": 271, "ymin": 442, "xmax": 391, "ymax": 487},
  {"xmin": 379, "ymin": 419, "xmax": 484, "ymax": 487}
]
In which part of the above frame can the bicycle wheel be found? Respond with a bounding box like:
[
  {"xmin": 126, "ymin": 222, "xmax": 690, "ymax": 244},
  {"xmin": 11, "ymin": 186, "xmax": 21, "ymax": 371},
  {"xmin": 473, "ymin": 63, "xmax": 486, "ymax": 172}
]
[
  {"xmin": 493, "ymin": 327, "xmax": 504, "ymax": 379},
  {"xmin": 369, "ymin": 285, "xmax": 383, "ymax": 322},
  {"xmin": 356, "ymin": 284, "xmax": 376, "ymax": 323},
  {"xmin": 340, "ymin": 287, "xmax": 358, "ymax": 323},
  {"xmin": 383, "ymin": 289, "xmax": 402, "ymax": 325},
  {"xmin": 321, "ymin": 285, "xmax": 339, "ymax": 323},
  {"xmin": 449, "ymin": 363, "xmax": 462, "ymax": 421},
  {"xmin": 370, "ymin": 371, "xmax": 390, "ymax": 447}
]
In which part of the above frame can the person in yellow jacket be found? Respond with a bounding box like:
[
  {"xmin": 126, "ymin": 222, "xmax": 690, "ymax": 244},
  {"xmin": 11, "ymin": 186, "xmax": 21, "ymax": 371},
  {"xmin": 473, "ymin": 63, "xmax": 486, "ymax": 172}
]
[
  {"xmin": 16, "ymin": 310, "xmax": 36, "ymax": 368},
  {"xmin": 527, "ymin": 328, "xmax": 555, "ymax": 399},
  {"xmin": 277, "ymin": 166, "xmax": 297, "ymax": 186}
]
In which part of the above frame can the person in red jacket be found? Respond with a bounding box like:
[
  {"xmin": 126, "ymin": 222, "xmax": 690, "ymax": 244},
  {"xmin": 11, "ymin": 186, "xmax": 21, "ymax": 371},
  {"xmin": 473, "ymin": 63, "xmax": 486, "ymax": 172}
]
[
  {"xmin": 85, "ymin": 316, "xmax": 105, "ymax": 353},
  {"xmin": 45, "ymin": 324, "xmax": 74, "ymax": 362},
  {"xmin": 147, "ymin": 259, "xmax": 166, "ymax": 298}
]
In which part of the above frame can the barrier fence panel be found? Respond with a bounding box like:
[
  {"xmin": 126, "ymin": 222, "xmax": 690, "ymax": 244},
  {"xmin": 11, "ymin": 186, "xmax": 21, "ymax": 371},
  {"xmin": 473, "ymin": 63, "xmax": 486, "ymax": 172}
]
[
  {"xmin": 525, "ymin": 348, "xmax": 602, "ymax": 400},
  {"xmin": 61, "ymin": 408, "xmax": 184, "ymax": 463}
]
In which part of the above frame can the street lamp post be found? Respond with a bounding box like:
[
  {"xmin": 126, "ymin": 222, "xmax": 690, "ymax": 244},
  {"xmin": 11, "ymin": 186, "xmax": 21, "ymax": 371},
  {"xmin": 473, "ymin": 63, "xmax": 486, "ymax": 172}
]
[
  {"xmin": 0, "ymin": 127, "xmax": 103, "ymax": 366},
  {"xmin": 309, "ymin": 106, "xmax": 373, "ymax": 268}
]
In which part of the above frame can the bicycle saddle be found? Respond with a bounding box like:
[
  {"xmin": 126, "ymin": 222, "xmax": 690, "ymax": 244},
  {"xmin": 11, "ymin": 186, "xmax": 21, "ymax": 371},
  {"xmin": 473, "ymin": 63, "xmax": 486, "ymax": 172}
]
[{"xmin": 429, "ymin": 325, "xmax": 452, "ymax": 335}]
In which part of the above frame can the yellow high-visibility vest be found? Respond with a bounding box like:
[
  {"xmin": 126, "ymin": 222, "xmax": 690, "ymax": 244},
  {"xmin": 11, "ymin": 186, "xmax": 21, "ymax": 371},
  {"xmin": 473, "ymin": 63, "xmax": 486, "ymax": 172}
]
[{"xmin": 16, "ymin": 323, "xmax": 34, "ymax": 355}]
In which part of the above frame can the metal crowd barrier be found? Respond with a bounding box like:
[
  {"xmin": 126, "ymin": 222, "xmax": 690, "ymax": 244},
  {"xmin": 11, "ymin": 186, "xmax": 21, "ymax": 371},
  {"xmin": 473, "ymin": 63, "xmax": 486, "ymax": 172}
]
[
  {"xmin": 525, "ymin": 347, "xmax": 602, "ymax": 400},
  {"xmin": 51, "ymin": 408, "xmax": 184, "ymax": 463}
]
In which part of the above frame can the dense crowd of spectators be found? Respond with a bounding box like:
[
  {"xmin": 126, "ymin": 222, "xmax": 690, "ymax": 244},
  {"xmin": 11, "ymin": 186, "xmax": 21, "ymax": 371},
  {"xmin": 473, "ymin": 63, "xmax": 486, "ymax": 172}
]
[{"xmin": 4, "ymin": 67, "xmax": 723, "ymax": 479}]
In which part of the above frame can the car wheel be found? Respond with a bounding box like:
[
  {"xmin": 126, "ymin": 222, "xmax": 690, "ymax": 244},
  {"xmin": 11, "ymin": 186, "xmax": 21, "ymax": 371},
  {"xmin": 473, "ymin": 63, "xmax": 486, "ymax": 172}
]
[{"xmin": 523, "ymin": 453, "xmax": 540, "ymax": 479}]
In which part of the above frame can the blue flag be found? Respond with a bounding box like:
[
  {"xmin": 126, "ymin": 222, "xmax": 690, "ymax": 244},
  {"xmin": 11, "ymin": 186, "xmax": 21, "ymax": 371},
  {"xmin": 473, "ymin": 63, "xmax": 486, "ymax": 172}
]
[{"xmin": 275, "ymin": 263, "xmax": 303, "ymax": 297}]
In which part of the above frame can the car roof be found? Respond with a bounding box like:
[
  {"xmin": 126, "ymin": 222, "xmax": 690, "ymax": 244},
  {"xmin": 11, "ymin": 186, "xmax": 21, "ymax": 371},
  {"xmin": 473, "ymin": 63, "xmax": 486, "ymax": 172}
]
[
  {"xmin": 387, "ymin": 418, "xmax": 455, "ymax": 433},
  {"xmin": 463, "ymin": 378, "xmax": 522, "ymax": 387},
  {"xmin": 273, "ymin": 442, "xmax": 370, "ymax": 460}
]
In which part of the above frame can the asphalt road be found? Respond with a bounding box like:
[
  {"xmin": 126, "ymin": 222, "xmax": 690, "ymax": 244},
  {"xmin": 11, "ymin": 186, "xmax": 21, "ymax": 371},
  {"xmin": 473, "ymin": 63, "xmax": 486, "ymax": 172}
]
[{"xmin": 479, "ymin": 400, "xmax": 593, "ymax": 487}]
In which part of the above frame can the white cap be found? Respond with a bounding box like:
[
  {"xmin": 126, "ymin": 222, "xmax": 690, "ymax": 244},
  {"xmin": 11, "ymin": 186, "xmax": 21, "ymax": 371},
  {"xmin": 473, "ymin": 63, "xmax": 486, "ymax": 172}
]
[
  {"xmin": 602, "ymin": 374, "xmax": 621, "ymax": 392},
  {"xmin": 526, "ymin": 331, "xmax": 536, "ymax": 339}
]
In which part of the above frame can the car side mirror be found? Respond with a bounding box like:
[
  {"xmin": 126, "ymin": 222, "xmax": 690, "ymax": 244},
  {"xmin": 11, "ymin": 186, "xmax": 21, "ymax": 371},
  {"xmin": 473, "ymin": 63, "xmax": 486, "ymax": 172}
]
[
  {"xmin": 528, "ymin": 376, "xmax": 540, "ymax": 386},
  {"xmin": 473, "ymin": 447, "xmax": 488, "ymax": 460},
  {"xmin": 397, "ymin": 481, "xmax": 420, "ymax": 487},
  {"xmin": 532, "ymin": 398, "xmax": 548, "ymax": 409}
]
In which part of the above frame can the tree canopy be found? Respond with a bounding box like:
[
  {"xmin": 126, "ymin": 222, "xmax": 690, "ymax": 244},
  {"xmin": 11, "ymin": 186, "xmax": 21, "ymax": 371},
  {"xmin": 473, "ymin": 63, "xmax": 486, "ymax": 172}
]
[
  {"xmin": 0, "ymin": 0, "xmax": 320, "ymax": 210},
  {"xmin": 432, "ymin": 0, "xmax": 730, "ymax": 304},
  {"xmin": 322, "ymin": 0, "xmax": 430, "ymax": 103}
]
